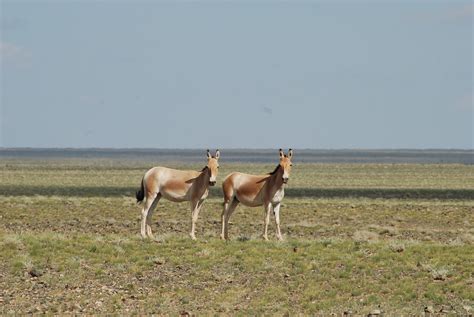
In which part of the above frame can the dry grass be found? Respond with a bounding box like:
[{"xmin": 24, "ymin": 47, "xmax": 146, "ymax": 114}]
[{"xmin": 0, "ymin": 159, "xmax": 473, "ymax": 314}]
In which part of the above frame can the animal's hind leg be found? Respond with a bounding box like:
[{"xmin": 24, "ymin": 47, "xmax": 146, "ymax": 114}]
[
  {"xmin": 146, "ymin": 193, "xmax": 161, "ymax": 238},
  {"xmin": 141, "ymin": 198, "xmax": 152, "ymax": 239},
  {"xmin": 223, "ymin": 198, "xmax": 239, "ymax": 240},
  {"xmin": 141, "ymin": 192, "xmax": 158, "ymax": 239}
]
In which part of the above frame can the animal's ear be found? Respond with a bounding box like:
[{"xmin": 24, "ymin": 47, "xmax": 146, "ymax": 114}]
[
  {"xmin": 207, "ymin": 149, "xmax": 212, "ymax": 159},
  {"xmin": 288, "ymin": 148, "xmax": 293, "ymax": 159},
  {"xmin": 215, "ymin": 149, "xmax": 220, "ymax": 160},
  {"xmin": 279, "ymin": 148, "xmax": 284, "ymax": 159}
]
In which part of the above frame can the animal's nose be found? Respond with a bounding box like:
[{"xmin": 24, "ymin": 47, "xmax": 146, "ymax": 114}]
[
  {"xmin": 209, "ymin": 181, "xmax": 216, "ymax": 186},
  {"xmin": 282, "ymin": 177, "xmax": 288, "ymax": 184}
]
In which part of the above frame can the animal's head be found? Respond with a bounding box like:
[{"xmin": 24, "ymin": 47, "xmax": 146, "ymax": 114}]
[
  {"xmin": 279, "ymin": 148, "xmax": 293, "ymax": 184},
  {"xmin": 206, "ymin": 149, "xmax": 220, "ymax": 186}
]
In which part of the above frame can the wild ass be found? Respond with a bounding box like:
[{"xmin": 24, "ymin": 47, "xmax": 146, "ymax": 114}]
[
  {"xmin": 221, "ymin": 149, "xmax": 293, "ymax": 241},
  {"xmin": 136, "ymin": 150, "xmax": 220, "ymax": 240}
]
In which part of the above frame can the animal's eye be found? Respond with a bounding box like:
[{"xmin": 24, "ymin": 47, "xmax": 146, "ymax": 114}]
[{"xmin": 290, "ymin": 164, "xmax": 293, "ymax": 167}]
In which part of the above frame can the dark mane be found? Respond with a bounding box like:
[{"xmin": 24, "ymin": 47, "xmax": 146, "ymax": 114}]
[
  {"xmin": 269, "ymin": 164, "xmax": 281, "ymax": 175},
  {"xmin": 201, "ymin": 166, "xmax": 209, "ymax": 172}
]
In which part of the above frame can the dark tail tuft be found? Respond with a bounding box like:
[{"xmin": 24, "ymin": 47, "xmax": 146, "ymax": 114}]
[{"xmin": 136, "ymin": 178, "xmax": 145, "ymax": 203}]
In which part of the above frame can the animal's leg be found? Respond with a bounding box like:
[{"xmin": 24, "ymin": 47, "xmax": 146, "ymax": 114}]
[
  {"xmin": 224, "ymin": 198, "xmax": 239, "ymax": 240},
  {"xmin": 190, "ymin": 199, "xmax": 205, "ymax": 240},
  {"xmin": 141, "ymin": 194, "xmax": 156, "ymax": 239},
  {"xmin": 273, "ymin": 203, "xmax": 283, "ymax": 241},
  {"xmin": 141, "ymin": 207, "xmax": 147, "ymax": 238},
  {"xmin": 221, "ymin": 201, "xmax": 229, "ymax": 240},
  {"xmin": 262, "ymin": 202, "xmax": 272, "ymax": 241},
  {"xmin": 146, "ymin": 193, "xmax": 161, "ymax": 239}
]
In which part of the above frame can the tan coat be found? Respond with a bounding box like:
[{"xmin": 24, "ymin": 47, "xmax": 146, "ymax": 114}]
[
  {"xmin": 136, "ymin": 150, "xmax": 220, "ymax": 240},
  {"xmin": 221, "ymin": 149, "xmax": 293, "ymax": 241}
]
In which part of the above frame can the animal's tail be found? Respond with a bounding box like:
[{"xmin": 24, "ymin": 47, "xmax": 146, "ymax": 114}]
[{"xmin": 136, "ymin": 178, "xmax": 145, "ymax": 203}]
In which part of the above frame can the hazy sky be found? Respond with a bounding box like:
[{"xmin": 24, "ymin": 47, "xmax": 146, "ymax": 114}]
[{"xmin": 1, "ymin": 1, "xmax": 472, "ymax": 149}]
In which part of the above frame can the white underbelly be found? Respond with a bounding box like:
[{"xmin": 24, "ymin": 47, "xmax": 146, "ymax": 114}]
[
  {"xmin": 237, "ymin": 191, "xmax": 264, "ymax": 207},
  {"xmin": 161, "ymin": 188, "xmax": 209, "ymax": 203},
  {"xmin": 239, "ymin": 198, "xmax": 263, "ymax": 207},
  {"xmin": 160, "ymin": 190, "xmax": 189, "ymax": 202}
]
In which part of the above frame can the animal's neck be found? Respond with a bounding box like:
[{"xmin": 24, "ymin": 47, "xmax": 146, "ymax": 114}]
[
  {"xmin": 199, "ymin": 166, "xmax": 211, "ymax": 182},
  {"xmin": 269, "ymin": 166, "xmax": 284, "ymax": 188},
  {"xmin": 269, "ymin": 164, "xmax": 281, "ymax": 176}
]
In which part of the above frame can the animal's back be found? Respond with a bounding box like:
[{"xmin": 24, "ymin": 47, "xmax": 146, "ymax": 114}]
[{"xmin": 144, "ymin": 167, "xmax": 199, "ymax": 201}]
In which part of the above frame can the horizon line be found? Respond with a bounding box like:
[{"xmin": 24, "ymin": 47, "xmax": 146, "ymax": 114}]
[{"xmin": 1, "ymin": 147, "xmax": 473, "ymax": 151}]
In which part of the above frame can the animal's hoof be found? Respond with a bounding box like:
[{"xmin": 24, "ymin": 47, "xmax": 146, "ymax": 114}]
[
  {"xmin": 189, "ymin": 233, "xmax": 197, "ymax": 240},
  {"xmin": 262, "ymin": 235, "xmax": 269, "ymax": 241}
]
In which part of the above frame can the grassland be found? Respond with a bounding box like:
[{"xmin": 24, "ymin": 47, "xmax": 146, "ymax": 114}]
[{"xmin": 0, "ymin": 159, "xmax": 473, "ymax": 314}]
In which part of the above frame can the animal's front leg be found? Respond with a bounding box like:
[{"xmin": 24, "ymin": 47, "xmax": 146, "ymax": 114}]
[
  {"xmin": 273, "ymin": 203, "xmax": 283, "ymax": 241},
  {"xmin": 262, "ymin": 203, "xmax": 272, "ymax": 241},
  {"xmin": 222, "ymin": 198, "xmax": 239, "ymax": 240},
  {"xmin": 221, "ymin": 202, "xmax": 229, "ymax": 240},
  {"xmin": 190, "ymin": 199, "xmax": 204, "ymax": 240}
]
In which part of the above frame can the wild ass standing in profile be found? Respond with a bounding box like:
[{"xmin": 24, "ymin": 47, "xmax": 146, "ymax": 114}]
[
  {"xmin": 221, "ymin": 149, "xmax": 293, "ymax": 241},
  {"xmin": 136, "ymin": 150, "xmax": 220, "ymax": 240}
]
